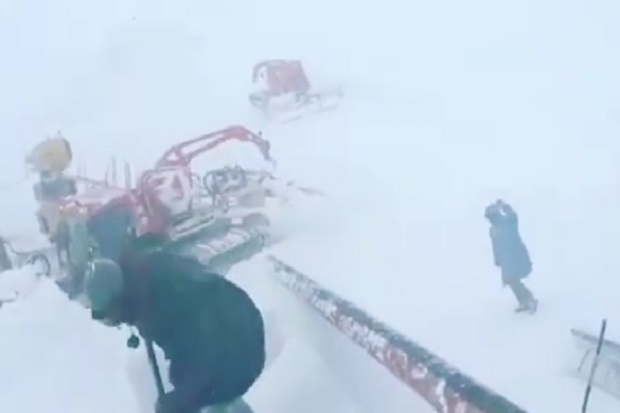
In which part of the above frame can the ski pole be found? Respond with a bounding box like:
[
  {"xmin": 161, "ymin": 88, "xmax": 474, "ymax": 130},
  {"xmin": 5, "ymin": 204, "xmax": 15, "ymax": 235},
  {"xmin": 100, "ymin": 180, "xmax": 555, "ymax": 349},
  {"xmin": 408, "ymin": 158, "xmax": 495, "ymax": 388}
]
[
  {"xmin": 145, "ymin": 338, "xmax": 165, "ymax": 397},
  {"xmin": 582, "ymin": 318, "xmax": 607, "ymax": 413}
]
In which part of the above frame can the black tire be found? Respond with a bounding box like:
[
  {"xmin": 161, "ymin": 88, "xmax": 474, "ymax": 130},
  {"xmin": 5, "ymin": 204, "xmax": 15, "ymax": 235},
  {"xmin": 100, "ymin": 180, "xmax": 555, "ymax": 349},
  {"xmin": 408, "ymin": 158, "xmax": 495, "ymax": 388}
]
[{"xmin": 27, "ymin": 253, "xmax": 51, "ymax": 277}]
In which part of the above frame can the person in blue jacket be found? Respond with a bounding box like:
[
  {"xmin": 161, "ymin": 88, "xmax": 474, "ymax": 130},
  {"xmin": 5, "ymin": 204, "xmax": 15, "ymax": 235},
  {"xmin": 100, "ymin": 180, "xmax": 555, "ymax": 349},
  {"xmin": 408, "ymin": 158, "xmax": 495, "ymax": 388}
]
[{"xmin": 485, "ymin": 199, "xmax": 538, "ymax": 313}]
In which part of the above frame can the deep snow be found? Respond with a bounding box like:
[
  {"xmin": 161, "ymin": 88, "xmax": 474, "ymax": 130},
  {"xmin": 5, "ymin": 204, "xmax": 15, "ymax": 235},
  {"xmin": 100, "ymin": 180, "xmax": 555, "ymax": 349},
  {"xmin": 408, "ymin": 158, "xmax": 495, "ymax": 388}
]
[
  {"xmin": 2, "ymin": 0, "xmax": 620, "ymax": 411},
  {"xmin": 0, "ymin": 261, "xmax": 374, "ymax": 413}
]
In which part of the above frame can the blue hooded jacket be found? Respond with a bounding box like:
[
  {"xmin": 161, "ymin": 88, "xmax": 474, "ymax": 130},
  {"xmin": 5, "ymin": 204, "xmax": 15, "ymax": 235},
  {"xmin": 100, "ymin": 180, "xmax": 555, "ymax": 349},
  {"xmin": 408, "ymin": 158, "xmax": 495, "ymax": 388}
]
[{"xmin": 485, "ymin": 202, "xmax": 532, "ymax": 282}]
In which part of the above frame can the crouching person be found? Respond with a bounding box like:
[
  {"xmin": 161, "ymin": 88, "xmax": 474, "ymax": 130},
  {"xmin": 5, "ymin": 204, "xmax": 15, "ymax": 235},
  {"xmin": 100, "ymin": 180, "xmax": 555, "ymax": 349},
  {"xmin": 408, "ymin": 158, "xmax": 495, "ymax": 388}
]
[
  {"xmin": 83, "ymin": 250, "xmax": 265, "ymax": 413},
  {"xmin": 485, "ymin": 200, "xmax": 538, "ymax": 313}
]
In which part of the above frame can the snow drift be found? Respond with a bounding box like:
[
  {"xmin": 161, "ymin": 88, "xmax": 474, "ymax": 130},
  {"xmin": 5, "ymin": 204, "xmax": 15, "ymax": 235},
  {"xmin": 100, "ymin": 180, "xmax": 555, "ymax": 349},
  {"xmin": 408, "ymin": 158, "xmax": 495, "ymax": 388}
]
[{"xmin": 260, "ymin": 255, "xmax": 528, "ymax": 413}]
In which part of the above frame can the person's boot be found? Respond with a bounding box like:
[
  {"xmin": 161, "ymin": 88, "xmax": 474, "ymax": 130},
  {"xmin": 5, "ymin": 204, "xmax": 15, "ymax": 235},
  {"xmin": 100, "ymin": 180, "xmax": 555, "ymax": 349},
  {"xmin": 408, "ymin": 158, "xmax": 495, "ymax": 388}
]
[
  {"xmin": 521, "ymin": 283, "xmax": 538, "ymax": 314},
  {"xmin": 514, "ymin": 295, "xmax": 538, "ymax": 314},
  {"xmin": 514, "ymin": 303, "xmax": 529, "ymax": 312},
  {"xmin": 510, "ymin": 280, "xmax": 536, "ymax": 313},
  {"xmin": 508, "ymin": 282, "xmax": 529, "ymax": 312}
]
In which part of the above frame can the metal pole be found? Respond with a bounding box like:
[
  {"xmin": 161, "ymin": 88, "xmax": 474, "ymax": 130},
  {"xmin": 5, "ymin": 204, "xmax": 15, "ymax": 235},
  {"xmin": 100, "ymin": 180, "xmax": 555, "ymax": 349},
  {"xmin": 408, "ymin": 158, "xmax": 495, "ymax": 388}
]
[{"xmin": 582, "ymin": 319, "xmax": 607, "ymax": 413}]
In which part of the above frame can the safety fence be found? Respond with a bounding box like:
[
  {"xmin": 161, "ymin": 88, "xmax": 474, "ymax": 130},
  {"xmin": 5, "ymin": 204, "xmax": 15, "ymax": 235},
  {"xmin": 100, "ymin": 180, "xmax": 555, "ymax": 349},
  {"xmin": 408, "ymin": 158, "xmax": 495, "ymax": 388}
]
[{"xmin": 571, "ymin": 328, "xmax": 620, "ymax": 400}]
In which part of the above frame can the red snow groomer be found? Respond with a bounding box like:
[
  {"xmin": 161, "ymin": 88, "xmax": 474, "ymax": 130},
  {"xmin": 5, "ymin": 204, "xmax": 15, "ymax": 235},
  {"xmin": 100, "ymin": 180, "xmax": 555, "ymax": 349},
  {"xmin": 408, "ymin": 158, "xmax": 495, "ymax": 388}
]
[
  {"xmin": 249, "ymin": 59, "xmax": 342, "ymax": 122},
  {"xmin": 32, "ymin": 126, "xmax": 322, "ymax": 296}
]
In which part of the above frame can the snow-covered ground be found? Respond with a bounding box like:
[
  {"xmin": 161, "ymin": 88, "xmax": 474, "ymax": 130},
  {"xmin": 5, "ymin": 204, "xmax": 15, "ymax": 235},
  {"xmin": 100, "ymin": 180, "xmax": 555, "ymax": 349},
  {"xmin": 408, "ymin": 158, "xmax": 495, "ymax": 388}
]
[
  {"xmin": 0, "ymin": 270, "xmax": 137, "ymax": 413},
  {"xmin": 2, "ymin": 0, "xmax": 620, "ymax": 412}
]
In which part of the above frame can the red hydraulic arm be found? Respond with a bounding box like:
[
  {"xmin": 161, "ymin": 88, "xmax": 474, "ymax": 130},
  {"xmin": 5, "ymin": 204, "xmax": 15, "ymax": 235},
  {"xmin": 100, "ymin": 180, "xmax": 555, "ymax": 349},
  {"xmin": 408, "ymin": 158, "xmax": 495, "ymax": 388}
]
[{"xmin": 154, "ymin": 125, "xmax": 272, "ymax": 169}]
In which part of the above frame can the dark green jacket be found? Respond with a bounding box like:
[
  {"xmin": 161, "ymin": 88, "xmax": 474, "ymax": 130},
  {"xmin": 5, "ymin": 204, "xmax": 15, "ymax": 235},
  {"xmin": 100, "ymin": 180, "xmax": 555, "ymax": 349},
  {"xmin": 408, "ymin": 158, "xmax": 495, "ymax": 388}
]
[{"xmin": 118, "ymin": 251, "xmax": 265, "ymax": 411}]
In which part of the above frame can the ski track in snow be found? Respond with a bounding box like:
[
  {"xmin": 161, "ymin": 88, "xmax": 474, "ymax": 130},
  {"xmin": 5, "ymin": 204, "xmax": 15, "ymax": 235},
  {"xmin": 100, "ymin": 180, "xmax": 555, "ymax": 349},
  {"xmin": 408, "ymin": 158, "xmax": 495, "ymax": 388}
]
[{"xmin": 2, "ymin": 0, "xmax": 620, "ymax": 411}]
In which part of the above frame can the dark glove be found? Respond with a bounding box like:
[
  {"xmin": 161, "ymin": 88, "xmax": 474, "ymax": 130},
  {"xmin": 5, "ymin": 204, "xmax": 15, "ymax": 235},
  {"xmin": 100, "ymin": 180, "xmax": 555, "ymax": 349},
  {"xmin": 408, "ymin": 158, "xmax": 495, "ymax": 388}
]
[{"xmin": 155, "ymin": 391, "xmax": 195, "ymax": 413}]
